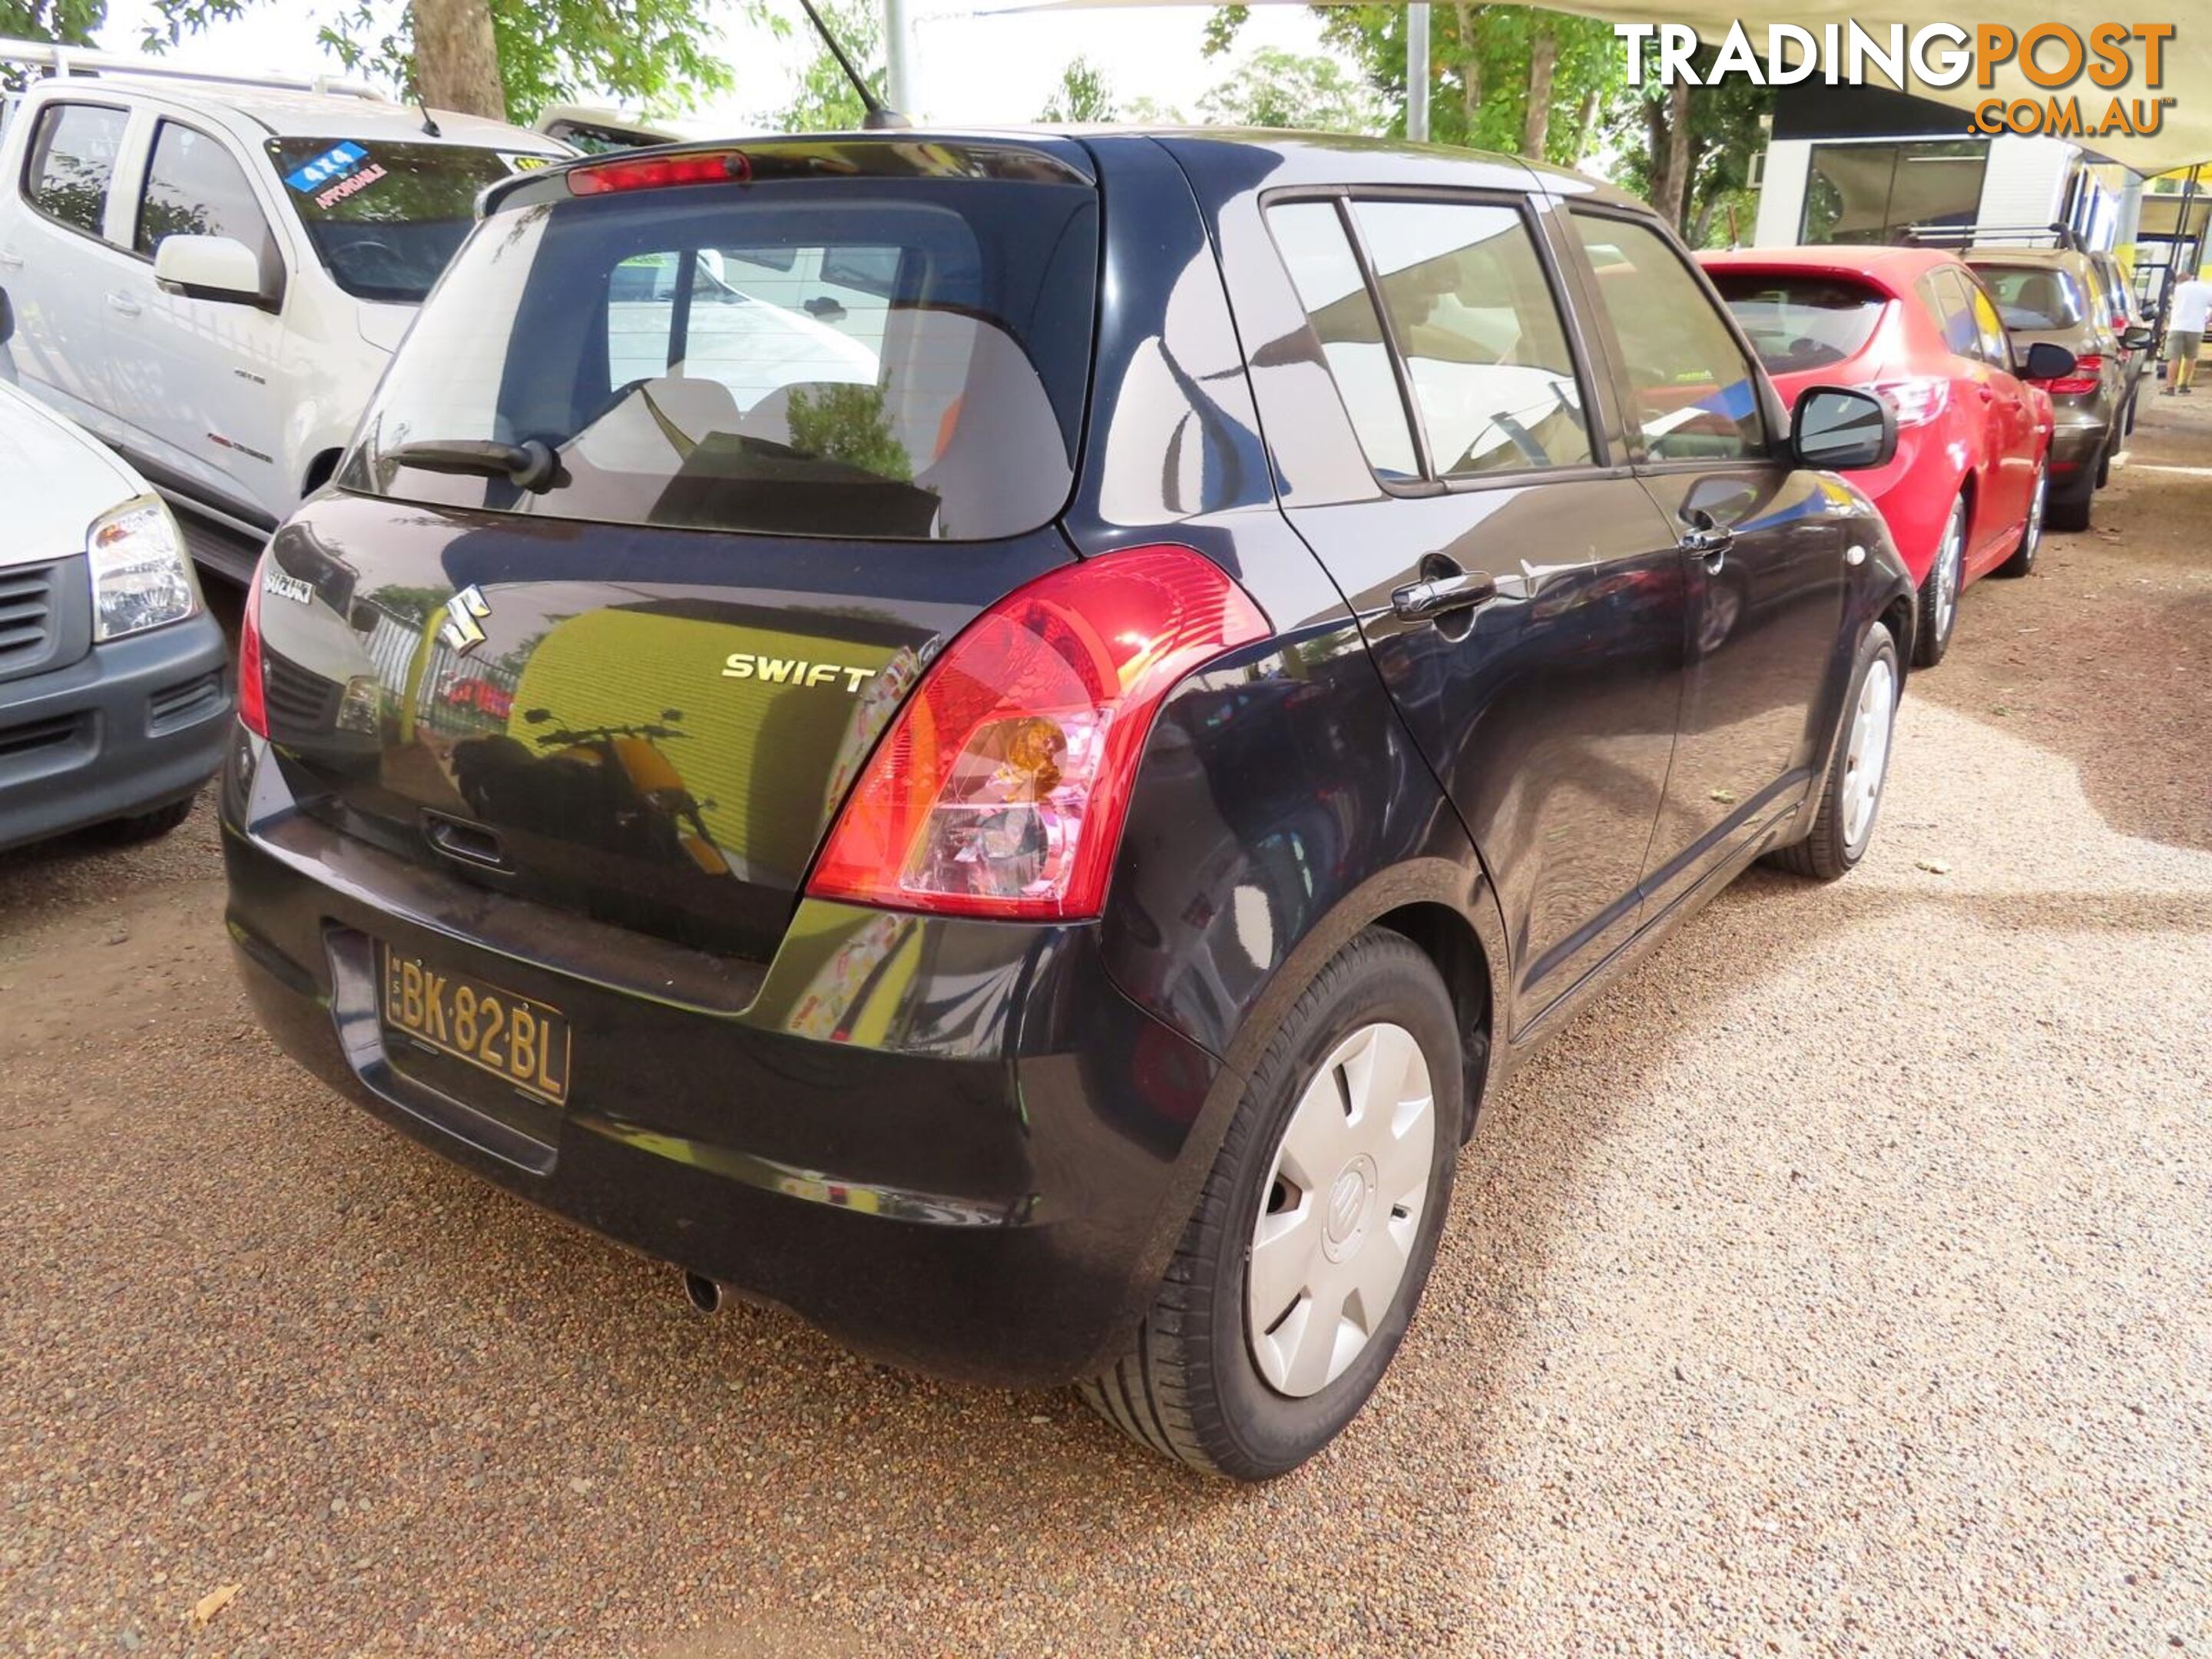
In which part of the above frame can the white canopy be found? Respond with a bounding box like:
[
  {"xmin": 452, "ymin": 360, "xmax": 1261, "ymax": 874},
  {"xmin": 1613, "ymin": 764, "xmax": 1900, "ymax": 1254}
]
[{"xmin": 992, "ymin": 0, "xmax": 2212, "ymax": 174}]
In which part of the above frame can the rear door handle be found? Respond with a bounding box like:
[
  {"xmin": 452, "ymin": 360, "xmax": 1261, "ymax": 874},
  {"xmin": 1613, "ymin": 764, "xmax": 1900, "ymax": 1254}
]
[
  {"xmin": 1391, "ymin": 568, "xmax": 1497, "ymax": 623},
  {"xmin": 106, "ymin": 293, "xmax": 141, "ymax": 318},
  {"xmin": 0, "ymin": 250, "xmax": 22, "ymax": 270}
]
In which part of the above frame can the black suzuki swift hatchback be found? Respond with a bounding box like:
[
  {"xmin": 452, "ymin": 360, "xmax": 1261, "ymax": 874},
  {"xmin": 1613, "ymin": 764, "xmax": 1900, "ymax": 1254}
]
[{"xmin": 224, "ymin": 130, "xmax": 1916, "ymax": 1479}]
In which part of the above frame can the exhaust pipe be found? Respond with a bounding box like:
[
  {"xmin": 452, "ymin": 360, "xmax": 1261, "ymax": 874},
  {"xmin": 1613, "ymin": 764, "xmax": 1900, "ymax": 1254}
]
[{"xmin": 681, "ymin": 1270, "xmax": 723, "ymax": 1315}]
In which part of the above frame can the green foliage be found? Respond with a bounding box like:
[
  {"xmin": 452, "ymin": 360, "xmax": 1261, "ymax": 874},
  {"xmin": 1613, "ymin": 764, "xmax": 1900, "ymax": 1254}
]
[
  {"xmin": 1197, "ymin": 46, "xmax": 1379, "ymax": 134},
  {"xmin": 785, "ymin": 383, "xmax": 912, "ymax": 481},
  {"xmin": 1294, "ymin": 4, "xmax": 1621, "ymax": 164},
  {"xmin": 777, "ymin": 0, "xmax": 884, "ymax": 131},
  {"xmin": 143, "ymin": 0, "xmax": 752, "ymax": 124},
  {"xmin": 2, "ymin": 0, "xmax": 104, "ymax": 91},
  {"xmin": 1607, "ymin": 61, "xmax": 1772, "ymax": 243},
  {"xmin": 1039, "ymin": 55, "xmax": 1114, "ymax": 124}
]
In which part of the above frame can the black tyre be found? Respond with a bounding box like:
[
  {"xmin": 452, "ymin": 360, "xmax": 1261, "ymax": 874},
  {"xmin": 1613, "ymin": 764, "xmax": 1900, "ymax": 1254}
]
[
  {"xmin": 85, "ymin": 795, "xmax": 195, "ymax": 847},
  {"xmin": 1765, "ymin": 624, "xmax": 1899, "ymax": 882},
  {"xmin": 2047, "ymin": 468, "xmax": 2094, "ymax": 532},
  {"xmin": 1996, "ymin": 459, "xmax": 2048, "ymax": 578},
  {"xmin": 1912, "ymin": 493, "xmax": 1965, "ymax": 668},
  {"xmin": 1080, "ymin": 929, "xmax": 1465, "ymax": 1479},
  {"xmin": 2095, "ymin": 439, "xmax": 2113, "ymax": 489}
]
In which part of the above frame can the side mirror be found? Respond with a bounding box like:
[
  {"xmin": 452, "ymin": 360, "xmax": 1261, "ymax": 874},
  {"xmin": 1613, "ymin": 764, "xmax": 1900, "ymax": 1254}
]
[
  {"xmin": 2019, "ymin": 340, "xmax": 2078, "ymax": 381},
  {"xmin": 2121, "ymin": 325, "xmax": 2154, "ymax": 351},
  {"xmin": 152, "ymin": 235, "xmax": 273, "ymax": 309},
  {"xmin": 1790, "ymin": 386, "xmax": 1896, "ymax": 472}
]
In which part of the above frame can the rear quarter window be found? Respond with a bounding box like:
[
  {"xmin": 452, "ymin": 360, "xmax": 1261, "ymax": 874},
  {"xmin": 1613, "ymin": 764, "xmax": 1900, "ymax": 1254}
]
[{"xmin": 25, "ymin": 102, "xmax": 128, "ymax": 237}]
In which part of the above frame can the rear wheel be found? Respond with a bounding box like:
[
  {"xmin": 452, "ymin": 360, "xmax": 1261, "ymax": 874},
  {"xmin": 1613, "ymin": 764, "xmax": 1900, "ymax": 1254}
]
[
  {"xmin": 1079, "ymin": 929, "xmax": 1463, "ymax": 1479},
  {"xmin": 1765, "ymin": 624, "xmax": 1899, "ymax": 882},
  {"xmin": 1997, "ymin": 461, "xmax": 2047, "ymax": 577},
  {"xmin": 2048, "ymin": 465, "xmax": 2094, "ymax": 532},
  {"xmin": 1912, "ymin": 494, "xmax": 1965, "ymax": 667},
  {"xmin": 84, "ymin": 795, "xmax": 195, "ymax": 847}
]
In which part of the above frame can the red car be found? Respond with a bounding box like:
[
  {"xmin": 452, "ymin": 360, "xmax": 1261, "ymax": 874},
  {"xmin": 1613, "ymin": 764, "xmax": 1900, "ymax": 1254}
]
[{"xmin": 1701, "ymin": 247, "xmax": 2055, "ymax": 667}]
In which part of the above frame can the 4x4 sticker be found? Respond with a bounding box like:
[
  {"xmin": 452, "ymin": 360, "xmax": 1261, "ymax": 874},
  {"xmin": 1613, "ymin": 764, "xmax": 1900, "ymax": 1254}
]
[{"xmin": 283, "ymin": 141, "xmax": 369, "ymax": 193}]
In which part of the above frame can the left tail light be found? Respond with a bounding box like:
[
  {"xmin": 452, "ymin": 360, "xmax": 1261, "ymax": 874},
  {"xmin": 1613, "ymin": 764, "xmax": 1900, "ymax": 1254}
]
[
  {"xmin": 805, "ymin": 545, "xmax": 1271, "ymax": 921},
  {"xmin": 237, "ymin": 560, "xmax": 269, "ymax": 737},
  {"xmin": 2039, "ymin": 353, "xmax": 2104, "ymax": 396}
]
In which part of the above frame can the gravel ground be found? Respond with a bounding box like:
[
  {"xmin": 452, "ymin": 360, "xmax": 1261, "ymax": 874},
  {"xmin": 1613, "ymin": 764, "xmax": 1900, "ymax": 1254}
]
[{"xmin": 4, "ymin": 396, "xmax": 2209, "ymax": 1657}]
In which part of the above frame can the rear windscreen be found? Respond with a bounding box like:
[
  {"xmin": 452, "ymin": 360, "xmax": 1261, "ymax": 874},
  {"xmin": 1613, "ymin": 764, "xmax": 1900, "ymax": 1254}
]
[
  {"xmin": 266, "ymin": 137, "xmax": 541, "ymax": 303},
  {"xmin": 1710, "ymin": 273, "xmax": 1886, "ymax": 373},
  {"xmin": 1969, "ymin": 264, "xmax": 2085, "ymax": 330},
  {"xmin": 346, "ymin": 174, "xmax": 1099, "ymax": 542}
]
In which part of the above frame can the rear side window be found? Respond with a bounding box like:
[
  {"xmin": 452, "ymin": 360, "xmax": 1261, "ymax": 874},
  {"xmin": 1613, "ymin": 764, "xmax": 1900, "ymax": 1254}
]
[
  {"xmin": 1349, "ymin": 200, "xmax": 1591, "ymax": 475},
  {"xmin": 136, "ymin": 121, "xmax": 276, "ymax": 267},
  {"xmin": 1917, "ymin": 270, "xmax": 1983, "ymax": 359},
  {"xmin": 350, "ymin": 174, "xmax": 1098, "ymax": 541},
  {"xmin": 1573, "ymin": 214, "xmax": 1764, "ymax": 462},
  {"xmin": 1267, "ymin": 201, "xmax": 1420, "ymax": 480},
  {"xmin": 1972, "ymin": 264, "xmax": 2084, "ymax": 329},
  {"xmin": 1711, "ymin": 271, "xmax": 1887, "ymax": 374},
  {"xmin": 25, "ymin": 102, "xmax": 127, "ymax": 237}
]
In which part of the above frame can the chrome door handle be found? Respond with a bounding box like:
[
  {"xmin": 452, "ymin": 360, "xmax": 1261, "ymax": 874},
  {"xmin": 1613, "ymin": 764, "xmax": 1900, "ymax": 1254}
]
[
  {"xmin": 1678, "ymin": 525, "xmax": 1733, "ymax": 558},
  {"xmin": 106, "ymin": 293, "xmax": 141, "ymax": 317},
  {"xmin": 1391, "ymin": 568, "xmax": 1497, "ymax": 623}
]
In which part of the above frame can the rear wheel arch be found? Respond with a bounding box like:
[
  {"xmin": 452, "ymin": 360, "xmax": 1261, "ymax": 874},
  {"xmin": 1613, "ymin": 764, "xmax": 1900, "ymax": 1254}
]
[
  {"xmin": 1369, "ymin": 900, "xmax": 1498, "ymax": 1141},
  {"xmin": 302, "ymin": 448, "xmax": 344, "ymax": 497}
]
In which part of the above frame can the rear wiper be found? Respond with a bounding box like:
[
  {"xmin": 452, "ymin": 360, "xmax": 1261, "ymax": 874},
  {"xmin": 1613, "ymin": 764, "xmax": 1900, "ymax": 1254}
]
[{"xmin": 385, "ymin": 438, "xmax": 561, "ymax": 493}]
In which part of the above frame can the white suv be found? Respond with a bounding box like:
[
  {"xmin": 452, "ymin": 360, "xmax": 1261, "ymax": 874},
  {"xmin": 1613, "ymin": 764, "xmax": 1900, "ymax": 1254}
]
[{"xmin": 0, "ymin": 50, "xmax": 567, "ymax": 575}]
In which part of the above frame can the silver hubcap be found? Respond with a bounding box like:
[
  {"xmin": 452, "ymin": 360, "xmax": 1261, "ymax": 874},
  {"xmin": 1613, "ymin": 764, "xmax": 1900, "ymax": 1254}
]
[
  {"xmin": 1842, "ymin": 655, "xmax": 1896, "ymax": 851},
  {"xmin": 1247, "ymin": 1022, "xmax": 1436, "ymax": 1398},
  {"xmin": 1933, "ymin": 508, "xmax": 1962, "ymax": 642}
]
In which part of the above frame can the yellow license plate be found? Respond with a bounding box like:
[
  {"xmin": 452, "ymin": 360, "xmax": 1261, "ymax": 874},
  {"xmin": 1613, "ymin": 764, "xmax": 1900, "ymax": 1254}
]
[{"xmin": 378, "ymin": 946, "xmax": 572, "ymax": 1105}]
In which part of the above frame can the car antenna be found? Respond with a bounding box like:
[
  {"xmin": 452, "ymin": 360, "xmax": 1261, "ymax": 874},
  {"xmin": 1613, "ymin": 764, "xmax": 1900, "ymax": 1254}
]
[
  {"xmin": 416, "ymin": 96, "xmax": 442, "ymax": 138},
  {"xmin": 791, "ymin": 0, "xmax": 909, "ymax": 130}
]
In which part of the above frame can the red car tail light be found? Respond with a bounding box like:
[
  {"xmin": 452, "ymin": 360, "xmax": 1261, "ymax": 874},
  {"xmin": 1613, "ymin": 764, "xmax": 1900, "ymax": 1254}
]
[
  {"xmin": 2039, "ymin": 352, "xmax": 2104, "ymax": 396},
  {"xmin": 237, "ymin": 562, "xmax": 269, "ymax": 738},
  {"xmin": 1868, "ymin": 376, "xmax": 1949, "ymax": 429},
  {"xmin": 806, "ymin": 545, "xmax": 1271, "ymax": 921},
  {"xmin": 566, "ymin": 150, "xmax": 751, "ymax": 196}
]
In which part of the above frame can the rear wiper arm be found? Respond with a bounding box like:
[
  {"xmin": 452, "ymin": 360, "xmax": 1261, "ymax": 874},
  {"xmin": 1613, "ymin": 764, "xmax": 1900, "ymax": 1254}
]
[{"xmin": 385, "ymin": 438, "xmax": 561, "ymax": 493}]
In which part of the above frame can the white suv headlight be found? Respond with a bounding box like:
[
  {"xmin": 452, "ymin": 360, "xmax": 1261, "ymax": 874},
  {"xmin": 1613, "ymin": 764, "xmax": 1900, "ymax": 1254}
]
[{"xmin": 88, "ymin": 496, "xmax": 201, "ymax": 642}]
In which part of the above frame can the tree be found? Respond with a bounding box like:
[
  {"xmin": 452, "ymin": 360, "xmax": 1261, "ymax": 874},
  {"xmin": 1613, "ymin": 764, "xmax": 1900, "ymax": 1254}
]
[
  {"xmin": 145, "ymin": 0, "xmax": 747, "ymax": 123},
  {"xmin": 1212, "ymin": 5, "xmax": 1621, "ymax": 167},
  {"xmin": 777, "ymin": 0, "xmax": 884, "ymax": 131},
  {"xmin": 1197, "ymin": 47, "xmax": 1379, "ymax": 134},
  {"xmin": 1039, "ymin": 55, "xmax": 1114, "ymax": 124},
  {"xmin": 2, "ymin": 0, "xmax": 101, "ymax": 91},
  {"xmin": 1607, "ymin": 57, "xmax": 1772, "ymax": 247}
]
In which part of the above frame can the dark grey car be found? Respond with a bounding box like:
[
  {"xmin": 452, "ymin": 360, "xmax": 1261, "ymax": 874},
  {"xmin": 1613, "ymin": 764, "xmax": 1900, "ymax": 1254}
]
[{"xmin": 1965, "ymin": 249, "xmax": 2151, "ymax": 529}]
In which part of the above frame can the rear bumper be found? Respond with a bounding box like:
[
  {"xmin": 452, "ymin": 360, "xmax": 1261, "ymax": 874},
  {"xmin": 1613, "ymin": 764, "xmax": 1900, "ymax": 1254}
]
[
  {"xmin": 219, "ymin": 737, "xmax": 1234, "ymax": 1387},
  {"xmin": 0, "ymin": 613, "xmax": 230, "ymax": 852},
  {"xmin": 2048, "ymin": 419, "xmax": 2108, "ymax": 472}
]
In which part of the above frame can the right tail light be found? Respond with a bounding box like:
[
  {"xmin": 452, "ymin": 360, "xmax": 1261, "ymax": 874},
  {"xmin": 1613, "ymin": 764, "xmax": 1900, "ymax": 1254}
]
[{"xmin": 805, "ymin": 545, "xmax": 1270, "ymax": 922}]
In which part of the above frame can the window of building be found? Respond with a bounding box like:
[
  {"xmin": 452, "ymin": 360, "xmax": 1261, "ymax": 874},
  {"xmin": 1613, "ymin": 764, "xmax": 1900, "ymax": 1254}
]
[{"xmin": 1801, "ymin": 141, "xmax": 1988, "ymax": 246}]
